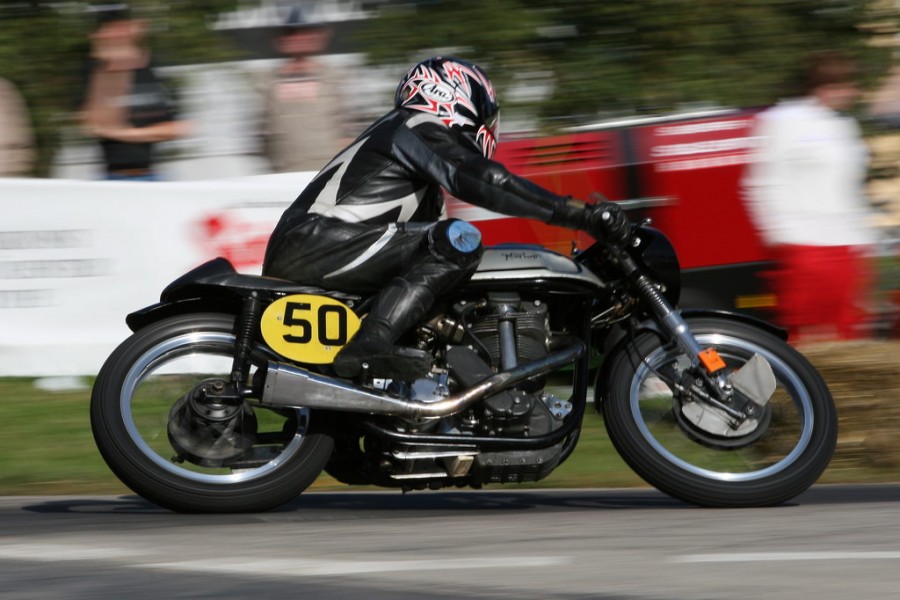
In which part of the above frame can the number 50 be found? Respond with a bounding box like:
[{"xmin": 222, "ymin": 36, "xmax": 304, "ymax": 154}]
[
  {"xmin": 283, "ymin": 301, "xmax": 349, "ymax": 346},
  {"xmin": 261, "ymin": 294, "xmax": 362, "ymax": 364}
]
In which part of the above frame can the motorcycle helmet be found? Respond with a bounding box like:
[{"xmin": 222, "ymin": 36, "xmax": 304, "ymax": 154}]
[{"xmin": 395, "ymin": 56, "xmax": 500, "ymax": 159}]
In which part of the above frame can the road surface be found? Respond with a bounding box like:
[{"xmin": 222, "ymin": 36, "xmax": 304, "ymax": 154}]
[{"xmin": 1, "ymin": 484, "xmax": 899, "ymax": 599}]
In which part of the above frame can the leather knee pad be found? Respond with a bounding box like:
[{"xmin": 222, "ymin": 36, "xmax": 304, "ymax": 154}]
[{"xmin": 427, "ymin": 219, "xmax": 484, "ymax": 270}]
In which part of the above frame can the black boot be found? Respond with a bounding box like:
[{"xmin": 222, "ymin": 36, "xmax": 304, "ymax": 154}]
[{"xmin": 333, "ymin": 277, "xmax": 435, "ymax": 381}]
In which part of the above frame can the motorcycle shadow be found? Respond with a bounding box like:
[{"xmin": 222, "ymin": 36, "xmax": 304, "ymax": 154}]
[
  {"xmin": 19, "ymin": 489, "xmax": 688, "ymax": 517},
  {"xmin": 280, "ymin": 488, "xmax": 692, "ymax": 513},
  {"xmin": 24, "ymin": 483, "xmax": 892, "ymax": 516},
  {"xmin": 22, "ymin": 495, "xmax": 170, "ymax": 515}
]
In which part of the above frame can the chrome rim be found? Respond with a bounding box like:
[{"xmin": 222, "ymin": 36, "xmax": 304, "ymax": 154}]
[
  {"xmin": 120, "ymin": 331, "xmax": 306, "ymax": 484},
  {"xmin": 629, "ymin": 333, "xmax": 814, "ymax": 482}
]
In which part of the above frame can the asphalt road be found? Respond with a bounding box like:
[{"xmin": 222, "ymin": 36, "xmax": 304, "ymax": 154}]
[{"xmin": 1, "ymin": 484, "xmax": 899, "ymax": 599}]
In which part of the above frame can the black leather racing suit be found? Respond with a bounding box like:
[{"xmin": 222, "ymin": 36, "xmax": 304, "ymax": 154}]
[
  {"xmin": 262, "ymin": 108, "xmax": 591, "ymax": 377},
  {"xmin": 264, "ymin": 108, "xmax": 585, "ymax": 288}
]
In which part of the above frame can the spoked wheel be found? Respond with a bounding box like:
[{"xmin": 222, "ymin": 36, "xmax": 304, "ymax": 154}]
[
  {"xmin": 91, "ymin": 313, "xmax": 334, "ymax": 513},
  {"xmin": 602, "ymin": 317, "xmax": 837, "ymax": 507}
]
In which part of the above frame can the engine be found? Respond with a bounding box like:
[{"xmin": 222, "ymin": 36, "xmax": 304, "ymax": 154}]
[
  {"xmin": 464, "ymin": 292, "xmax": 551, "ymax": 371},
  {"xmin": 440, "ymin": 293, "xmax": 553, "ymax": 431},
  {"xmin": 357, "ymin": 292, "xmax": 574, "ymax": 490}
]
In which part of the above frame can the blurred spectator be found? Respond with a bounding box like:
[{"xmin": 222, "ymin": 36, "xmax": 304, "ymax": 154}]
[
  {"xmin": 79, "ymin": 4, "xmax": 187, "ymax": 181},
  {"xmin": 259, "ymin": 5, "xmax": 347, "ymax": 173},
  {"xmin": 0, "ymin": 76, "xmax": 35, "ymax": 176},
  {"xmin": 743, "ymin": 50, "xmax": 876, "ymax": 341}
]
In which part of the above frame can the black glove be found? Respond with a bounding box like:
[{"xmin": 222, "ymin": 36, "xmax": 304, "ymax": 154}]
[
  {"xmin": 547, "ymin": 194, "xmax": 630, "ymax": 244},
  {"xmin": 587, "ymin": 199, "xmax": 630, "ymax": 245}
]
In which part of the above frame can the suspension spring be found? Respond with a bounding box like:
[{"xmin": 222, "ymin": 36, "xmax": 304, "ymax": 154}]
[
  {"xmin": 632, "ymin": 274, "xmax": 704, "ymax": 361},
  {"xmin": 232, "ymin": 292, "xmax": 262, "ymax": 388},
  {"xmin": 633, "ymin": 275, "xmax": 670, "ymax": 315}
]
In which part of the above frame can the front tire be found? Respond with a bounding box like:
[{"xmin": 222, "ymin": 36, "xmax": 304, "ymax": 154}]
[
  {"xmin": 602, "ymin": 317, "xmax": 837, "ymax": 507},
  {"xmin": 91, "ymin": 313, "xmax": 334, "ymax": 513}
]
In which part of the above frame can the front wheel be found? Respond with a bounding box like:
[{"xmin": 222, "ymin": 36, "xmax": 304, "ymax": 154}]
[
  {"xmin": 91, "ymin": 312, "xmax": 334, "ymax": 513},
  {"xmin": 602, "ymin": 317, "xmax": 837, "ymax": 507}
]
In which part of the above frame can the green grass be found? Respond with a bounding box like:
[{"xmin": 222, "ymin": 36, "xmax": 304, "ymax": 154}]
[
  {"xmin": 0, "ymin": 376, "xmax": 643, "ymax": 496},
  {"xmin": 0, "ymin": 378, "xmax": 128, "ymax": 495},
  {"xmin": 0, "ymin": 374, "xmax": 894, "ymax": 497}
]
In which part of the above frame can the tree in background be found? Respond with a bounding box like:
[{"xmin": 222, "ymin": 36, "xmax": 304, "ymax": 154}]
[
  {"xmin": 0, "ymin": 1, "xmax": 242, "ymax": 177},
  {"xmin": 357, "ymin": 0, "xmax": 898, "ymax": 130},
  {"xmin": 3, "ymin": 1, "xmax": 897, "ymax": 175}
]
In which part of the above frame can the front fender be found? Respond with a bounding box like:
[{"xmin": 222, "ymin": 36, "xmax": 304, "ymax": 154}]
[
  {"xmin": 126, "ymin": 297, "xmax": 240, "ymax": 332},
  {"xmin": 592, "ymin": 309, "xmax": 786, "ymax": 412},
  {"xmin": 677, "ymin": 309, "xmax": 787, "ymax": 340}
]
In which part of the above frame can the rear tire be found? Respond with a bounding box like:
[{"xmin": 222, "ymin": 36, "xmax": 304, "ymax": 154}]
[
  {"xmin": 91, "ymin": 313, "xmax": 334, "ymax": 513},
  {"xmin": 602, "ymin": 317, "xmax": 837, "ymax": 507}
]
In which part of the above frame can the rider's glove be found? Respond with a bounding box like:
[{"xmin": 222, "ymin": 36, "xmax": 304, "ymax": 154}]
[
  {"xmin": 586, "ymin": 198, "xmax": 630, "ymax": 245},
  {"xmin": 548, "ymin": 194, "xmax": 631, "ymax": 245}
]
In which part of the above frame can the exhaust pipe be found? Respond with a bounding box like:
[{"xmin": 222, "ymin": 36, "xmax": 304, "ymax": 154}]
[{"xmin": 261, "ymin": 338, "xmax": 585, "ymax": 418}]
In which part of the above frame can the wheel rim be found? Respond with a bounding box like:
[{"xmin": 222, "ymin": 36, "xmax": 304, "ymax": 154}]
[
  {"xmin": 630, "ymin": 333, "xmax": 814, "ymax": 482},
  {"xmin": 120, "ymin": 331, "xmax": 307, "ymax": 484}
]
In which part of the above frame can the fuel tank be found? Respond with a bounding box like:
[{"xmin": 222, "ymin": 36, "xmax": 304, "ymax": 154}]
[{"xmin": 468, "ymin": 245, "xmax": 604, "ymax": 291}]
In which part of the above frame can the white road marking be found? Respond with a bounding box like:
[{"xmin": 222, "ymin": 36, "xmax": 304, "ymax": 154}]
[
  {"xmin": 143, "ymin": 556, "xmax": 568, "ymax": 577},
  {"xmin": 673, "ymin": 551, "xmax": 900, "ymax": 563},
  {"xmin": 0, "ymin": 543, "xmax": 143, "ymax": 561},
  {"xmin": 0, "ymin": 542, "xmax": 565, "ymax": 577}
]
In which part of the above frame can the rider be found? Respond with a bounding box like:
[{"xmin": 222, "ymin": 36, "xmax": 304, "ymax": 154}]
[{"xmin": 263, "ymin": 56, "xmax": 629, "ymax": 380}]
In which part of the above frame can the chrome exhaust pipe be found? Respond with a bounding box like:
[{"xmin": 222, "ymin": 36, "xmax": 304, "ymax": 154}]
[{"xmin": 261, "ymin": 338, "xmax": 585, "ymax": 418}]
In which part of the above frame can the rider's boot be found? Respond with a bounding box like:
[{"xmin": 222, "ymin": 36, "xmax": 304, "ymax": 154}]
[{"xmin": 333, "ymin": 276, "xmax": 434, "ymax": 381}]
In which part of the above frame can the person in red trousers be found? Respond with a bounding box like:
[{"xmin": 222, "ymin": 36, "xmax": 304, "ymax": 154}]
[{"xmin": 744, "ymin": 51, "xmax": 877, "ymax": 341}]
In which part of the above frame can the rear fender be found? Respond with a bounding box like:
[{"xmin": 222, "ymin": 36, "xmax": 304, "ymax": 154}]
[
  {"xmin": 126, "ymin": 257, "xmax": 364, "ymax": 332},
  {"xmin": 126, "ymin": 297, "xmax": 240, "ymax": 332},
  {"xmin": 592, "ymin": 308, "xmax": 786, "ymax": 411},
  {"xmin": 126, "ymin": 258, "xmax": 245, "ymax": 331}
]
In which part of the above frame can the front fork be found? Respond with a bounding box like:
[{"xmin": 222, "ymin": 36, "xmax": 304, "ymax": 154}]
[{"xmin": 614, "ymin": 245, "xmax": 757, "ymax": 421}]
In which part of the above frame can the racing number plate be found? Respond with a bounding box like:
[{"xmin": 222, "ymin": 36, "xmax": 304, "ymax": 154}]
[{"xmin": 260, "ymin": 294, "xmax": 361, "ymax": 364}]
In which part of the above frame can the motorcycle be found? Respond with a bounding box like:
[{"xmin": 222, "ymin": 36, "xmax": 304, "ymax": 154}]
[{"xmin": 91, "ymin": 214, "xmax": 837, "ymax": 513}]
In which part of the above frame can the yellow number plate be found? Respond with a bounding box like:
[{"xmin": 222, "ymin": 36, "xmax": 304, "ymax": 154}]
[{"xmin": 260, "ymin": 294, "xmax": 361, "ymax": 364}]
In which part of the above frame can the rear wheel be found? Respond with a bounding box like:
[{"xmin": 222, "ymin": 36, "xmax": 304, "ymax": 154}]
[
  {"xmin": 602, "ymin": 317, "xmax": 837, "ymax": 507},
  {"xmin": 91, "ymin": 313, "xmax": 334, "ymax": 513}
]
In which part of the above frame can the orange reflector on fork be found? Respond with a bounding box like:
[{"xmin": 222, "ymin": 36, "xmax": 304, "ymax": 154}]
[{"xmin": 698, "ymin": 348, "xmax": 727, "ymax": 373}]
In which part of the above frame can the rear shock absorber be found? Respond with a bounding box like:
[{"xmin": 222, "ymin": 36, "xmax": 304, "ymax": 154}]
[{"xmin": 232, "ymin": 292, "xmax": 262, "ymax": 389}]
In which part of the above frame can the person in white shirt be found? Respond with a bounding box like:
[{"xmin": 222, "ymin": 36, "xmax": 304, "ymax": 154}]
[{"xmin": 743, "ymin": 51, "xmax": 875, "ymax": 340}]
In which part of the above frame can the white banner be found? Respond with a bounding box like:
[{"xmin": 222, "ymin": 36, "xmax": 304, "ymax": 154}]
[{"xmin": 0, "ymin": 173, "xmax": 314, "ymax": 376}]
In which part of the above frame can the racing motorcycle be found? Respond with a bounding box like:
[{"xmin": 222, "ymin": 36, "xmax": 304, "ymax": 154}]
[{"xmin": 91, "ymin": 213, "xmax": 837, "ymax": 513}]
